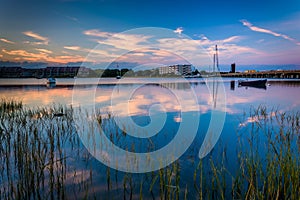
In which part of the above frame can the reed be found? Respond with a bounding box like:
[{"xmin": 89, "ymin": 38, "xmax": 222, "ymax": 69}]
[
  {"xmin": 0, "ymin": 100, "xmax": 299, "ymax": 199},
  {"xmin": 0, "ymin": 100, "xmax": 93, "ymax": 199},
  {"xmin": 190, "ymin": 106, "xmax": 299, "ymax": 199}
]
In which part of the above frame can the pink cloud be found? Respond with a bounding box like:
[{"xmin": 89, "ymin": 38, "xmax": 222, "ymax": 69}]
[
  {"xmin": 23, "ymin": 31, "xmax": 49, "ymax": 45},
  {"xmin": 36, "ymin": 48, "xmax": 52, "ymax": 54},
  {"xmin": 0, "ymin": 38, "xmax": 15, "ymax": 44},
  {"xmin": 2, "ymin": 48, "xmax": 84, "ymax": 63},
  {"xmin": 64, "ymin": 46, "xmax": 81, "ymax": 51}
]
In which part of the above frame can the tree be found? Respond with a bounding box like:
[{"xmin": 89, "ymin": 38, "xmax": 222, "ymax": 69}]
[{"xmin": 193, "ymin": 69, "xmax": 200, "ymax": 75}]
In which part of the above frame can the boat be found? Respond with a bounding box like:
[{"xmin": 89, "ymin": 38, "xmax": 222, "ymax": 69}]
[
  {"xmin": 47, "ymin": 77, "xmax": 56, "ymax": 84},
  {"xmin": 238, "ymin": 79, "xmax": 267, "ymax": 88},
  {"xmin": 115, "ymin": 63, "xmax": 121, "ymax": 79}
]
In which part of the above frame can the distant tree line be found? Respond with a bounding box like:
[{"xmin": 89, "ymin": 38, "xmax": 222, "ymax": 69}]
[
  {"xmin": 92, "ymin": 68, "xmax": 184, "ymax": 77},
  {"xmin": 0, "ymin": 66, "xmax": 201, "ymax": 78}
]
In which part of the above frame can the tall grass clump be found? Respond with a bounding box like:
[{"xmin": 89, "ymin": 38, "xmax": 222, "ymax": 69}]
[
  {"xmin": 193, "ymin": 106, "xmax": 300, "ymax": 199},
  {"xmin": 235, "ymin": 106, "xmax": 300, "ymax": 199},
  {"xmin": 0, "ymin": 100, "xmax": 94, "ymax": 199}
]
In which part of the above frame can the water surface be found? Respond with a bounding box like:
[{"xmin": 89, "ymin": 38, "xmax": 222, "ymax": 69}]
[{"xmin": 0, "ymin": 77, "xmax": 299, "ymax": 198}]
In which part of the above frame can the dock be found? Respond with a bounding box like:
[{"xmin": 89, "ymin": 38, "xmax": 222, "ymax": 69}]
[{"xmin": 221, "ymin": 70, "xmax": 300, "ymax": 79}]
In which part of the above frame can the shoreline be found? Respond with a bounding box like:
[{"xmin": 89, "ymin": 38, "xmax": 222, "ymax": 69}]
[{"xmin": 0, "ymin": 77, "xmax": 300, "ymax": 87}]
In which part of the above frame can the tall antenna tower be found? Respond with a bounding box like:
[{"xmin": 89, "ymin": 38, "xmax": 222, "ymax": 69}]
[
  {"xmin": 212, "ymin": 45, "xmax": 220, "ymax": 108},
  {"xmin": 213, "ymin": 45, "xmax": 220, "ymax": 73}
]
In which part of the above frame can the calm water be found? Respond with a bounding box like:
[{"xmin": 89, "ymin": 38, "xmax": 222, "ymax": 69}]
[
  {"xmin": 1, "ymin": 77, "xmax": 299, "ymax": 112},
  {"xmin": 0, "ymin": 77, "xmax": 299, "ymax": 198}
]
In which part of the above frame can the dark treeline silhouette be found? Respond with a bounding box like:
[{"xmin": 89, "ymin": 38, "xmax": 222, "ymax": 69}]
[
  {"xmin": 0, "ymin": 67, "xmax": 198, "ymax": 78},
  {"xmin": 94, "ymin": 68, "xmax": 176, "ymax": 77},
  {"xmin": 99, "ymin": 68, "xmax": 130, "ymax": 77}
]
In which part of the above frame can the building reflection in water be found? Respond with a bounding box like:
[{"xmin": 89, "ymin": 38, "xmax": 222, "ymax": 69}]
[{"xmin": 230, "ymin": 80, "xmax": 235, "ymax": 91}]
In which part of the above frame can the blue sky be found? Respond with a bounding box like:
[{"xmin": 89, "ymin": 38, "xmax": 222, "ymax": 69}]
[{"xmin": 0, "ymin": 0, "xmax": 300, "ymax": 68}]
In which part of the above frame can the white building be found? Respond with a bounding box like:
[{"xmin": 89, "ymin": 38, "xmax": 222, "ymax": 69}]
[{"xmin": 159, "ymin": 64, "xmax": 192, "ymax": 75}]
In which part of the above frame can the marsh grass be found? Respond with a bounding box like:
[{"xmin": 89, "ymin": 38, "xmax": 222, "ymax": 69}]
[
  {"xmin": 235, "ymin": 106, "xmax": 300, "ymax": 200},
  {"xmin": 0, "ymin": 100, "xmax": 299, "ymax": 199},
  {"xmin": 191, "ymin": 106, "xmax": 299, "ymax": 200},
  {"xmin": 0, "ymin": 100, "xmax": 92, "ymax": 199}
]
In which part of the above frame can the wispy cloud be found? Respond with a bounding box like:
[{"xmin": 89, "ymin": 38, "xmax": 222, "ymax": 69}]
[
  {"xmin": 83, "ymin": 29, "xmax": 152, "ymax": 51},
  {"xmin": 256, "ymin": 39, "xmax": 265, "ymax": 43},
  {"xmin": 64, "ymin": 46, "xmax": 81, "ymax": 51},
  {"xmin": 23, "ymin": 31, "xmax": 49, "ymax": 45},
  {"xmin": 23, "ymin": 31, "xmax": 48, "ymax": 41},
  {"xmin": 2, "ymin": 49, "xmax": 48, "ymax": 61},
  {"xmin": 240, "ymin": 19, "xmax": 300, "ymax": 45},
  {"xmin": 222, "ymin": 36, "xmax": 242, "ymax": 43},
  {"xmin": 2, "ymin": 48, "xmax": 83, "ymax": 63},
  {"xmin": 84, "ymin": 29, "xmax": 116, "ymax": 38},
  {"xmin": 46, "ymin": 55, "xmax": 84, "ymax": 63},
  {"xmin": 66, "ymin": 15, "xmax": 79, "ymax": 22},
  {"xmin": 174, "ymin": 27, "xmax": 183, "ymax": 35},
  {"xmin": 160, "ymin": 34, "xmax": 243, "ymax": 49},
  {"xmin": 82, "ymin": 28, "xmax": 262, "ymax": 65},
  {"xmin": 157, "ymin": 35, "xmax": 261, "ymax": 65},
  {"xmin": 0, "ymin": 38, "xmax": 15, "ymax": 44},
  {"xmin": 36, "ymin": 48, "xmax": 52, "ymax": 54},
  {"xmin": 23, "ymin": 41, "xmax": 47, "ymax": 45}
]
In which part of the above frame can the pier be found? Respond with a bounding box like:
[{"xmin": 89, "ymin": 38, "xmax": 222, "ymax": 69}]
[{"xmin": 221, "ymin": 70, "xmax": 300, "ymax": 79}]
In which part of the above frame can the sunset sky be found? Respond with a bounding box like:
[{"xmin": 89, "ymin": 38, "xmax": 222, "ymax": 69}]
[{"xmin": 0, "ymin": 0, "xmax": 300, "ymax": 68}]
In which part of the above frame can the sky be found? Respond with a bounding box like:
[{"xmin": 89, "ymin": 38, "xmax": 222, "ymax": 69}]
[{"xmin": 0, "ymin": 0, "xmax": 300, "ymax": 69}]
